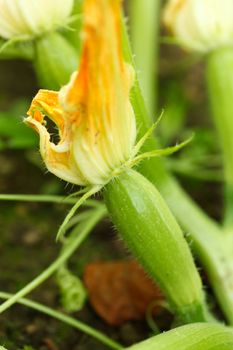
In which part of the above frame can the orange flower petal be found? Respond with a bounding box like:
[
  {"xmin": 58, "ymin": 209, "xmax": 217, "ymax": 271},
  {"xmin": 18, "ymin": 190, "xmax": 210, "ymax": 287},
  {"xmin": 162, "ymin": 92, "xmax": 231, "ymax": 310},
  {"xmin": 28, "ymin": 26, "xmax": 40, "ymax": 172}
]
[{"xmin": 25, "ymin": 0, "xmax": 136, "ymax": 186}]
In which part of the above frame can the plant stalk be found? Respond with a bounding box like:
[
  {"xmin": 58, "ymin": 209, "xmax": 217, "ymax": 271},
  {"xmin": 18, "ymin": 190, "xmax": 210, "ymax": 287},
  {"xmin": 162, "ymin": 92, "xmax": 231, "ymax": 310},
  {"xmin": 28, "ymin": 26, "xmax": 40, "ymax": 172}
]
[
  {"xmin": 0, "ymin": 193, "xmax": 99, "ymax": 207},
  {"xmin": 129, "ymin": 0, "xmax": 161, "ymax": 117},
  {"xmin": 206, "ymin": 47, "xmax": 233, "ymax": 228}
]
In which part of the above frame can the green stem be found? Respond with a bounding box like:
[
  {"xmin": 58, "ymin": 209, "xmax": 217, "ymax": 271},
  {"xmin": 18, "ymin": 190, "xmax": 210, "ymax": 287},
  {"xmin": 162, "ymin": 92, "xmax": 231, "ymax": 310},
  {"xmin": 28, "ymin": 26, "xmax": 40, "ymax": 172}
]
[
  {"xmin": 0, "ymin": 194, "xmax": 99, "ymax": 207},
  {"xmin": 56, "ymin": 185, "xmax": 102, "ymax": 241},
  {"xmin": 0, "ymin": 292, "xmax": 122, "ymax": 350},
  {"xmin": 160, "ymin": 177, "xmax": 233, "ymax": 325},
  {"xmin": 121, "ymin": 16, "xmax": 151, "ymax": 130},
  {"xmin": 0, "ymin": 206, "xmax": 106, "ymax": 314},
  {"xmin": 206, "ymin": 47, "xmax": 233, "ymax": 228},
  {"xmin": 129, "ymin": 0, "xmax": 161, "ymax": 117}
]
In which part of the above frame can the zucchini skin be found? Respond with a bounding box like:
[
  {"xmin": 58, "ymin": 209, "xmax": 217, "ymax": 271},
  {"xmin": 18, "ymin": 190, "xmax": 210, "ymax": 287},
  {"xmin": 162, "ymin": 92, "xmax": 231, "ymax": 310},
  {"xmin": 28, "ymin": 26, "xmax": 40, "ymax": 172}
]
[{"xmin": 105, "ymin": 169, "xmax": 207, "ymax": 323}]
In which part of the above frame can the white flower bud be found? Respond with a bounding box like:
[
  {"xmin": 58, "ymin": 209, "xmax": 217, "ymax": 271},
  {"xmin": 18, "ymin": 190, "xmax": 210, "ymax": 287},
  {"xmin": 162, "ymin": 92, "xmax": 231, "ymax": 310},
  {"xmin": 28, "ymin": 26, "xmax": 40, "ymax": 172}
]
[
  {"xmin": 163, "ymin": 0, "xmax": 233, "ymax": 52},
  {"xmin": 0, "ymin": 0, "xmax": 74, "ymax": 40}
]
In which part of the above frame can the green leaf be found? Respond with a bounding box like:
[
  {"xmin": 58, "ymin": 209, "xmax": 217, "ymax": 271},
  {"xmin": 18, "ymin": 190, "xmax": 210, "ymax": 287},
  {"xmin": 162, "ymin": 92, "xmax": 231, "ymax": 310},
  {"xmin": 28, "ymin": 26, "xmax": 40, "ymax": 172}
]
[
  {"xmin": 0, "ymin": 99, "xmax": 37, "ymax": 150},
  {"xmin": 0, "ymin": 38, "xmax": 33, "ymax": 60},
  {"xmin": 133, "ymin": 135, "xmax": 193, "ymax": 164},
  {"xmin": 56, "ymin": 185, "xmax": 102, "ymax": 241}
]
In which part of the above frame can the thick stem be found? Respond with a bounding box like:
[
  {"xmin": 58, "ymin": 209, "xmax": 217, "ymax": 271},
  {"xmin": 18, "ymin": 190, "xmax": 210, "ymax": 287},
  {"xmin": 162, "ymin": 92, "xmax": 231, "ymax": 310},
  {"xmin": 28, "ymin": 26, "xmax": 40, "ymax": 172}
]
[
  {"xmin": 206, "ymin": 48, "xmax": 233, "ymax": 228},
  {"xmin": 105, "ymin": 169, "xmax": 209, "ymax": 324},
  {"xmin": 129, "ymin": 0, "xmax": 161, "ymax": 117},
  {"xmin": 158, "ymin": 176, "xmax": 233, "ymax": 325}
]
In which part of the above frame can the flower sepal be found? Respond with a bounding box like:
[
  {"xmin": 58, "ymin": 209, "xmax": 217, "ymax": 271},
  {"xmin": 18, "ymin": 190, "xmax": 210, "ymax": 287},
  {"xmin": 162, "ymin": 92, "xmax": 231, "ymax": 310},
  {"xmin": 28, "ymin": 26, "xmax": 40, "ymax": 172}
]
[{"xmin": 54, "ymin": 122, "xmax": 192, "ymax": 241}]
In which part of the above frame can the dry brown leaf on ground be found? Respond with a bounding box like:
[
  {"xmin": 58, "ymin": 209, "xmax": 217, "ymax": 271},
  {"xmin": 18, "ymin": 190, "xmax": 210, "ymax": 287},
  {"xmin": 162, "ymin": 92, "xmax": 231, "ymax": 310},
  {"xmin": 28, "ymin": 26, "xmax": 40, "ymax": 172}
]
[{"xmin": 84, "ymin": 260, "xmax": 163, "ymax": 326}]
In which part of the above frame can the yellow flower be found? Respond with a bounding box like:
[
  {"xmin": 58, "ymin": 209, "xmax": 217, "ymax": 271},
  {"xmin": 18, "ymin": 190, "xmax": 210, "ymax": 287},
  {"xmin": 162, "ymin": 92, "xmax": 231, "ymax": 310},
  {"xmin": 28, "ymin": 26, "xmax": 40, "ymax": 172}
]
[
  {"xmin": 25, "ymin": 0, "xmax": 136, "ymax": 186},
  {"xmin": 163, "ymin": 0, "xmax": 233, "ymax": 52},
  {"xmin": 0, "ymin": 0, "xmax": 74, "ymax": 40}
]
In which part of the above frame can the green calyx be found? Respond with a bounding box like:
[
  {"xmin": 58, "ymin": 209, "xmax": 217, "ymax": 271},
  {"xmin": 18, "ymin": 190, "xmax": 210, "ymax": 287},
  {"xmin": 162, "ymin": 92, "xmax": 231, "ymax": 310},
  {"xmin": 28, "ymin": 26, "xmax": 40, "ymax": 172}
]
[
  {"xmin": 55, "ymin": 120, "xmax": 191, "ymax": 242},
  {"xmin": 105, "ymin": 118, "xmax": 192, "ymax": 185}
]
